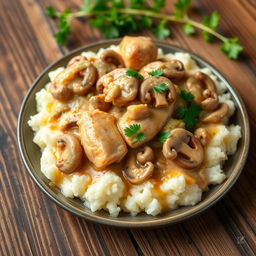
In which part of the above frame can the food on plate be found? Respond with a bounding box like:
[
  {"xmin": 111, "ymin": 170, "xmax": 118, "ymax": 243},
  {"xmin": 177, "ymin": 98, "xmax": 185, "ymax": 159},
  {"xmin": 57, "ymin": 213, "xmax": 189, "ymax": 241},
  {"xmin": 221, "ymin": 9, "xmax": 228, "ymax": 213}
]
[{"xmin": 28, "ymin": 36, "xmax": 241, "ymax": 217}]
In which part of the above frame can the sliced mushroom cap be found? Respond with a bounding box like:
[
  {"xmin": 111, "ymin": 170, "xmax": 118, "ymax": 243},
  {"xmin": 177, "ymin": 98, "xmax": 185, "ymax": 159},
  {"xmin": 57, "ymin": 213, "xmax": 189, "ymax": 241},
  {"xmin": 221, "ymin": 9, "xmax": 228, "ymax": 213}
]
[
  {"xmin": 202, "ymin": 103, "xmax": 229, "ymax": 123},
  {"xmin": 137, "ymin": 146, "xmax": 154, "ymax": 165},
  {"xmin": 100, "ymin": 50, "xmax": 125, "ymax": 67},
  {"xmin": 163, "ymin": 128, "xmax": 204, "ymax": 169},
  {"xmin": 50, "ymin": 58, "xmax": 97, "ymax": 101},
  {"xmin": 56, "ymin": 134, "xmax": 83, "ymax": 173},
  {"xmin": 122, "ymin": 147, "xmax": 155, "ymax": 184},
  {"xmin": 140, "ymin": 76, "xmax": 176, "ymax": 108},
  {"xmin": 96, "ymin": 68, "xmax": 139, "ymax": 106},
  {"xmin": 93, "ymin": 59, "xmax": 116, "ymax": 78},
  {"xmin": 118, "ymin": 36, "xmax": 157, "ymax": 70},
  {"xmin": 59, "ymin": 110, "xmax": 81, "ymax": 131},
  {"xmin": 140, "ymin": 60, "xmax": 185, "ymax": 80},
  {"xmin": 89, "ymin": 94, "xmax": 111, "ymax": 111},
  {"xmin": 194, "ymin": 128, "xmax": 209, "ymax": 146},
  {"xmin": 195, "ymin": 72, "xmax": 219, "ymax": 111},
  {"xmin": 67, "ymin": 56, "xmax": 87, "ymax": 66}
]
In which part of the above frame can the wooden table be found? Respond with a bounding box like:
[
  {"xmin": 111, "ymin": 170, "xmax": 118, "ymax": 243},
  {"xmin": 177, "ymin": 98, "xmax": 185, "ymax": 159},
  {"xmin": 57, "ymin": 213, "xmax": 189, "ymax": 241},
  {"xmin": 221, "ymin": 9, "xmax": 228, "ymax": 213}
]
[{"xmin": 0, "ymin": 0, "xmax": 255, "ymax": 255}]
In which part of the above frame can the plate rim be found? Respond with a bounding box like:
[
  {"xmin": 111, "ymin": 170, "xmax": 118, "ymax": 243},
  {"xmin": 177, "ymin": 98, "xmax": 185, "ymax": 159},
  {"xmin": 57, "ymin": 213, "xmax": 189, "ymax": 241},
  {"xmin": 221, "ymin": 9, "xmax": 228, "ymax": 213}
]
[{"xmin": 17, "ymin": 39, "xmax": 250, "ymax": 228}]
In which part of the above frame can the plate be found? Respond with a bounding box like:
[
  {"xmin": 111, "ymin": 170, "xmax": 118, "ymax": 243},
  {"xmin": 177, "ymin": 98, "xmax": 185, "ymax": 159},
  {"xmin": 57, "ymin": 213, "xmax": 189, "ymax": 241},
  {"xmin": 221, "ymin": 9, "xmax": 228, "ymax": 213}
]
[{"xmin": 17, "ymin": 39, "xmax": 250, "ymax": 228}]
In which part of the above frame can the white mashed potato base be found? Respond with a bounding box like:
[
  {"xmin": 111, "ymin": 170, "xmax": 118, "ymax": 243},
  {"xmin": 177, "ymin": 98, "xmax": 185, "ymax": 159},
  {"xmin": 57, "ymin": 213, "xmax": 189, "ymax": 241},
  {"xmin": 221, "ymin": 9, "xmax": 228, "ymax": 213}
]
[{"xmin": 28, "ymin": 46, "xmax": 241, "ymax": 217}]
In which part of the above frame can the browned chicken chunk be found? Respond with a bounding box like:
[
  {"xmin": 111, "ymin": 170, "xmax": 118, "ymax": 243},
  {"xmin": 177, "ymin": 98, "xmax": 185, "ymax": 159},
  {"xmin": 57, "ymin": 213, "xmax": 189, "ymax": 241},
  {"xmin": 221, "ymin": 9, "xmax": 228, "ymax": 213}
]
[
  {"xmin": 78, "ymin": 110, "xmax": 128, "ymax": 168},
  {"xmin": 118, "ymin": 36, "xmax": 157, "ymax": 70}
]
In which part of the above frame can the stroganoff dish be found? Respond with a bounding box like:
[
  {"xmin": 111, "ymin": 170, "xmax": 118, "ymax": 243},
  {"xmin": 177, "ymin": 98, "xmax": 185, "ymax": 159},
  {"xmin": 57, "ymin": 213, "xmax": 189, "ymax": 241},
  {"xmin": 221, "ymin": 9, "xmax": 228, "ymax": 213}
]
[{"xmin": 29, "ymin": 37, "xmax": 241, "ymax": 216}]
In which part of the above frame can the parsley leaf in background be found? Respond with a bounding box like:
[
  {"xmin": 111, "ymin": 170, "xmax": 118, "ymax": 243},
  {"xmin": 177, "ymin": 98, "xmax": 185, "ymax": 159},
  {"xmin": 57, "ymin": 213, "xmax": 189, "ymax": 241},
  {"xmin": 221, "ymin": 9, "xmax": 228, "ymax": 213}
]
[
  {"xmin": 124, "ymin": 124, "xmax": 141, "ymax": 137},
  {"xmin": 176, "ymin": 102, "xmax": 202, "ymax": 130},
  {"xmin": 183, "ymin": 23, "xmax": 195, "ymax": 35},
  {"xmin": 151, "ymin": 0, "xmax": 166, "ymax": 11},
  {"xmin": 54, "ymin": 8, "xmax": 72, "ymax": 45},
  {"xmin": 180, "ymin": 90, "xmax": 194, "ymax": 102},
  {"xmin": 153, "ymin": 83, "xmax": 169, "ymax": 93},
  {"xmin": 126, "ymin": 69, "xmax": 144, "ymax": 79},
  {"xmin": 157, "ymin": 131, "xmax": 172, "ymax": 143},
  {"xmin": 221, "ymin": 38, "xmax": 243, "ymax": 59},
  {"xmin": 174, "ymin": 0, "xmax": 191, "ymax": 19},
  {"xmin": 202, "ymin": 11, "xmax": 220, "ymax": 42},
  {"xmin": 129, "ymin": 0, "xmax": 148, "ymax": 9},
  {"xmin": 149, "ymin": 69, "xmax": 164, "ymax": 77},
  {"xmin": 140, "ymin": 16, "xmax": 152, "ymax": 28},
  {"xmin": 153, "ymin": 20, "xmax": 171, "ymax": 39},
  {"xmin": 45, "ymin": 6, "xmax": 58, "ymax": 18}
]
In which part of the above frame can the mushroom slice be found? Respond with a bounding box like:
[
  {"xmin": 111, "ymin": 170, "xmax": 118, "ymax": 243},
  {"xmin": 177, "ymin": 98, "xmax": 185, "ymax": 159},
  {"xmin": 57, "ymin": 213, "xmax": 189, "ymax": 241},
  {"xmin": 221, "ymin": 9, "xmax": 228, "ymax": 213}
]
[
  {"xmin": 100, "ymin": 50, "xmax": 125, "ymax": 67},
  {"xmin": 93, "ymin": 59, "xmax": 116, "ymax": 78},
  {"xmin": 140, "ymin": 76, "xmax": 176, "ymax": 108},
  {"xmin": 50, "ymin": 58, "xmax": 97, "ymax": 101},
  {"xmin": 59, "ymin": 110, "xmax": 81, "ymax": 131},
  {"xmin": 140, "ymin": 60, "xmax": 185, "ymax": 80},
  {"xmin": 186, "ymin": 72, "xmax": 219, "ymax": 111},
  {"xmin": 89, "ymin": 94, "xmax": 111, "ymax": 111},
  {"xmin": 78, "ymin": 110, "xmax": 128, "ymax": 168},
  {"xmin": 202, "ymin": 103, "xmax": 229, "ymax": 123},
  {"xmin": 67, "ymin": 56, "xmax": 87, "ymax": 67},
  {"xmin": 96, "ymin": 68, "xmax": 139, "ymax": 106},
  {"xmin": 163, "ymin": 128, "xmax": 204, "ymax": 169},
  {"xmin": 122, "ymin": 147, "xmax": 155, "ymax": 185},
  {"xmin": 194, "ymin": 128, "xmax": 209, "ymax": 146},
  {"xmin": 118, "ymin": 36, "xmax": 157, "ymax": 70},
  {"xmin": 56, "ymin": 134, "xmax": 83, "ymax": 173}
]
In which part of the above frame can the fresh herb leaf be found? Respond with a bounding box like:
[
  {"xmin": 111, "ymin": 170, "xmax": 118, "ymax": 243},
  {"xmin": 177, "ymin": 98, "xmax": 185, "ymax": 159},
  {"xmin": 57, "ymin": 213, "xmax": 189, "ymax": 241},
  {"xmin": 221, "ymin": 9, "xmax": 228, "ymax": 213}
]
[
  {"xmin": 202, "ymin": 11, "xmax": 220, "ymax": 42},
  {"xmin": 45, "ymin": 6, "xmax": 58, "ymax": 18},
  {"xmin": 174, "ymin": 0, "xmax": 191, "ymax": 19},
  {"xmin": 124, "ymin": 124, "xmax": 145, "ymax": 142},
  {"xmin": 102, "ymin": 24, "xmax": 120, "ymax": 38},
  {"xmin": 134, "ymin": 132, "xmax": 145, "ymax": 142},
  {"xmin": 180, "ymin": 90, "xmax": 194, "ymax": 102},
  {"xmin": 183, "ymin": 23, "xmax": 195, "ymax": 35},
  {"xmin": 152, "ymin": 0, "xmax": 166, "ymax": 11},
  {"xmin": 124, "ymin": 124, "xmax": 141, "ymax": 137},
  {"xmin": 140, "ymin": 15, "xmax": 152, "ymax": 28},
  {"xmin": 153, "ymin": 83, "xmax": 169, "ymax": 93},
  {"xmin": 80, "ymin": 0, "xmax": 94, "ymax": 11},
  {"xmin": 221, "ymin": 38, "xmax": 243, "ymax": 59},
  {"xmin": 157, "ymin": 131, "xmax": 172, "ymax": 143},
  {"xmin": 153, "ymin": 20, "xmax": 170, "ymax": 39},
  {"xmin": 129, "ymin": 0, "xmax": 148, "ymax": 9},
  {"xmin": 148, "ymin": 69, "xmax": 164, "ymax": 77},
  {"xmin": 176, "ymin": 102, "xmax": 202, "ymax": 130},
  {"xmin": 126, "ymin": 69, "xmax": 144, "ymax": 79}
]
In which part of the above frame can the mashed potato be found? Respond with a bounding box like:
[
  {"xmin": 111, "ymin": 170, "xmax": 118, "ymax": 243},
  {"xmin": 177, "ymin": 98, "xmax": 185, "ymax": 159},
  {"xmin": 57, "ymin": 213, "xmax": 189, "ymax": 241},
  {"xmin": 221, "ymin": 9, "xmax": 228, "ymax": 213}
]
[{"xmin": 28, "ymin": 45, "xmax": 241, "ymax": 216}]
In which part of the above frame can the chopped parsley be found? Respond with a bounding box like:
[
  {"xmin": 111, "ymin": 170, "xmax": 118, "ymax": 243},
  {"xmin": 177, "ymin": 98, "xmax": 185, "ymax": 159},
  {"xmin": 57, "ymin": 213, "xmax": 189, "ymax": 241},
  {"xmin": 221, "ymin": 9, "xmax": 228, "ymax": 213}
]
[
  {"xmin": 148, "ymin": 69, "xmax": 164, "ymax": 77},
  {"xmin": 157, "ymin": 131, "xmax": 172, "ymax": 143},
  {"xmin": 176, "ymin": 102, "xmax": 202, "ymax": 130},
  {"xmin": 124, "ymin": 124, "xmax": 145, "ymax": 142},
  {"xmin": 126, "ymin": 69, "xmax": 144, "ymax": 80},
  {"xmin": 153, "ymin": 83, "xmax": 168, "ymax": 93},
  {"xmin": 179, "ymin": 89, "xmax": 194, "ymax": 102}
]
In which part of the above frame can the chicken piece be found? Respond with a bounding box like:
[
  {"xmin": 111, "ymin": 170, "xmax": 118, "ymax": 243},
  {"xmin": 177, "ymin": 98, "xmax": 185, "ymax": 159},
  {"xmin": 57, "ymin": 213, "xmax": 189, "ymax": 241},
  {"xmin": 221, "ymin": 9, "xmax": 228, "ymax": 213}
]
[
  {"xmin": 118, "ymin": 36, "xmax": 157, "ymax": 70},
  {"xmin": 78, "ymin": 110, "xmax": 128, "ymax": 168},
  {"xmin": 118, "ymin": 104, "xmax": 175, "ymax": 148}
]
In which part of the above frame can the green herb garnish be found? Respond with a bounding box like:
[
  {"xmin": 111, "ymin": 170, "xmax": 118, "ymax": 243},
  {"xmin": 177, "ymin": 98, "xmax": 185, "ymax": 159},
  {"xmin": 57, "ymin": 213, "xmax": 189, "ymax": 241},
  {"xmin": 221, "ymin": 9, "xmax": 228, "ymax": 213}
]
[
  {"xmin": 134, "ymin": 132, "xmax": 146, "ymax": 143},
  {"xmin": 180, "ymin": 90, "xmax": 194, "ymax": 102},
  {"xmin": 124, "ymin": 124, "xmax": 145, "ymax": 142},
  {"xmin": 176, "ymin": 102, "xmax": 202, "ymax": 130},
  {"xmin": 157, "ymin": 131, "xmax": 172, "ymax": 143},
  {"xmin": 45, "ymin": 1, "xmax": 243, "ymax": 59},
  {"xmin": 148, "ymin": 69, "xmax": 164, "ymax": 77},
  {"xmin": 126, "ymin": 69, "xmax": 144, "ymax": 80},
  {"xmin": 153, "ymin": 83, "xmax": 168, "ymax": 93}
]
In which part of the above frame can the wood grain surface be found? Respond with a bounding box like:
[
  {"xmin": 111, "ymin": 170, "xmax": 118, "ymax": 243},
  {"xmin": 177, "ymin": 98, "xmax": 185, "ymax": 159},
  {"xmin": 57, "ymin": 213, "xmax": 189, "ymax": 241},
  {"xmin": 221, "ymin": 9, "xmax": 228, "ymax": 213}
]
[{"xmin": 0, "ymin": 0, "xmax": 255, "ymax": 255}]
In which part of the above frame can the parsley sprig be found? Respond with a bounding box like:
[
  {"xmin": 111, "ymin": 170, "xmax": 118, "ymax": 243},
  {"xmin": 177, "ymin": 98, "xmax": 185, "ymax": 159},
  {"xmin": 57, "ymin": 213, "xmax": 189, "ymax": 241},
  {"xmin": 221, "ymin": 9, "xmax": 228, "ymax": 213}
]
[
  {"xmin": 126, "ymin": 69, "xmax": 144, "ymax": 80},
  {"xmin": 45, "ymin": 0, "xmax": 243, "ymax": 59},
  {"xmin": 157, "ymin": 131, "xmax": 172, "ymax": 143},
  {"xmin": 153, "ymin": 83, "xmax": 168, "ymax": 93},
  {"xmin": 124, "ymin": 124, "xmax": 145, "ymax": 142},
  {"xmin": 149, "ymin": 69, "xmax": 164, "ymax": 77},
  {"xmin": 176, "ymin": 90, "xmax": 202, "ymax": 130}
]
